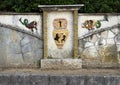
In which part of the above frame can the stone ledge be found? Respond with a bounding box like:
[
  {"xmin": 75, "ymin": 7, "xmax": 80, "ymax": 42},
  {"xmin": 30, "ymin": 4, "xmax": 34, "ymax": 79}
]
[
  {"xmin": 41, "ymin": 59, "xmax": 82, "ymax": 69},
  {"xmin": 38, "ymin": 4, "xmax": 84, "ymax": 11},
  {"xmin": 0, "ymin": 74, "xmax": 119, "ymax": 85}
]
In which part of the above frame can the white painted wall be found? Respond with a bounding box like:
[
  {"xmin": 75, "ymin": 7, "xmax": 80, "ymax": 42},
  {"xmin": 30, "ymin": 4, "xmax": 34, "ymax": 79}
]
[
  {"xmin": 78, "ymin": 14, "xmax": 120, "ymax": 38},
  {"xmin": 0, "ymin": 14, "xmax": 42, "ymax": 36},
  {"xmin": 78, "ymin": 14, "xmax": 120, "ymax": 64},
  {"xmin": 0, "ymin": 13, "xmax": 119, "ymax": 60},
  {"xmin": 47, "ymin": 12, "xmax": 74, "ymax": 58}
]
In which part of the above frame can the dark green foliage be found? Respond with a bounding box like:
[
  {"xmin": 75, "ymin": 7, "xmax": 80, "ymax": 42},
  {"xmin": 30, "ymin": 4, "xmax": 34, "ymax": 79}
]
[
  {"xmin": 0, "ymin": 0, "xmax": 119, "ymax": 13},
  {"xmin": 40, "ymin": 0, "xmax": 79, "ymax": 5},
  {"xmin": 80, "ymin": 0, "xmax": 120, "ymax": 13}
]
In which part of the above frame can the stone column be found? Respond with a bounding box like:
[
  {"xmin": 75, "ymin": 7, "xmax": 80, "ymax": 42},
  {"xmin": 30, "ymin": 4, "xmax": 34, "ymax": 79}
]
[
  {"xmin": 73, "ymin": 10, "xmax": 78, "ymax": 58},
  {"xmin": 43, "ymin": 11, "xmax": 48, "ymax": 59}
]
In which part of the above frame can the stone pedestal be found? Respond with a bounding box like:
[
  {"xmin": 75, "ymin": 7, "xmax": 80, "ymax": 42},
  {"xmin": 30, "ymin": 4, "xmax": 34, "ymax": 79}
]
[{"xmin": 41, "ymin": 59, "xmax": 82, "ymax": 69}]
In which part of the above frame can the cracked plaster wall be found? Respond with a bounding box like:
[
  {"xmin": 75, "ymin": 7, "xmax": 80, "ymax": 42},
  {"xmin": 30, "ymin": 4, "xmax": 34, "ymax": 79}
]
[
  {"xmin": 0, "ymin": 26, "xmax": 43, "ymax": 67},
  {"xmin": 0, "ymin": 14, "xmax": 42, "ymax": 37},
  {"xmin": 78, "ymin": 14, "xmax": 120, "ymax": 67},
  {"xmin": 0, "ymin": 13, "xmax": 120, "ymax": 68},
  {"xmin": 0, "ymin": 14, "xmax": 43, "ymax": 67}
]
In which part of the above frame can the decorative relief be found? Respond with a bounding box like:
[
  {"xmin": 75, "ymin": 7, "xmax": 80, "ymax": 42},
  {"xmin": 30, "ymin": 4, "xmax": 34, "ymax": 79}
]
[
  {"xmin": 82, "ymin": 20, "xmax": 101, "ymax": 30},
  {"xmin": 19, "ymin": 18, "xmax": 37, "ymax": 32},
  {"xmin": 53, "ymin": 18, "xmax": 67, "ymax": 29},
  {"xmin": 53, "ymin": 18, "xmax": 69, "ymax": 49},
  {"xmin": 82, "ymin": 15, "xmax": 108, "ymax": 31}
]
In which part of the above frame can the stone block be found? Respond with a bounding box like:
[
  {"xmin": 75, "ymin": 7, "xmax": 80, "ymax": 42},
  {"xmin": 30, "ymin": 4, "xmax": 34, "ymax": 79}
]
[
  {"xmin": 108, "ymin": 31, "xmax": 115, "ymax": 38},
  {"xmin": 107, "ymin": 38, "xmax": 115, "ymax": 44},
  {"xmin": 101, "ymin": 31, "xmax": 108, "ymax": 39},
  {"xmin": 25, "ymin": 74, "xmax": 49, "ymax": 85},
  {"xmin": 89, "ymin": 34, "xmax": 98, "ymax": 43},
  {"xmin": 0, "ymin": 74, "xmax": 120, "ymax": 85},
  {"xmin": 0, "ymin": 74, "xmax": 49, "ymax": 85},
  {"xmin": 115, "ymin": 34, "xmax": 120, "ymax": 44},
  {"xmin": 84, "ymin": 76, "xmax": 105, "ymax": 85},
  {"xmin": 41, "ymin": 59, "xmax": 82, "ymax": 69},
  {"xmin": 104, "ymin": 76, "xmax": 120, "ymax": 85},
  {"xmin": 66, "ymin": 76, "xmax": 81, "ymax": 85},
  {"xmin": 85, "ymin": 42, "xmax": 94, "ymax": 48},
  {"xmin": 49, "ymin": 76, "xmax": 67, "ymax": 85},
  {"xmin": 95, "ymin": 38, "xmax": 107, "ymax": 46},
  {"xmin": 111, "ymin": 28, "xmax": 119, "ymax": 34},
  {"xmin": 82, "ymin": 46, "xmax": 99, "ymax": 59}
]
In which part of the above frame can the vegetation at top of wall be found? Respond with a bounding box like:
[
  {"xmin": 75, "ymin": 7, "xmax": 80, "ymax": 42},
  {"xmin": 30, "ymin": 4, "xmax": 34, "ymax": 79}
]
[{"xmin": 0, "ymin": 0, "xmax": 119, "ymax": 13}]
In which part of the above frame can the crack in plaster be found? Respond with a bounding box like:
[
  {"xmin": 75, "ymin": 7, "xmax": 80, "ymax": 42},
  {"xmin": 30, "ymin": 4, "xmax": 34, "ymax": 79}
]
[{"xmin": 20, "ymin": 34, "xmax": 25, "ymax": 61}]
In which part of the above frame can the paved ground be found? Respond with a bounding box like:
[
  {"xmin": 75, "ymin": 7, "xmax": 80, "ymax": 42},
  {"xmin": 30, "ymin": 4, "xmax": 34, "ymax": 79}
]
[{"xmin": 0, "ymin": 68, "xmax": 119, "ymax": 75}]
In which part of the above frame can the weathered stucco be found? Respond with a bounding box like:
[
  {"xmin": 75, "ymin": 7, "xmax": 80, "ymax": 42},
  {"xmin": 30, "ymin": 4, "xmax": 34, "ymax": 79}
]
[
  {"xmin": 0, "ymin": 14, "xmax": 42, "ymax": 36},
  {"xmin": 0, "ymin": 23, "xmax": 43, "ymax": 67},
  {"xmin": 0, "ymin": 13, "xmax": 120, "ymax": 68},
  {"xmin": 78, "ymin": 14, "xmax": 120, "ymax": 67}
]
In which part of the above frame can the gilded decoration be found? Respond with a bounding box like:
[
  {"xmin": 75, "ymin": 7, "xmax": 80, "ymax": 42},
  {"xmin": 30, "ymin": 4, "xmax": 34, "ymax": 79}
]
[
  {"xmin": 82, "ymin": 20, "xmax": 101, "ymax": 30},
  {"xmin": 53, "ymin": 18, "xmax": 69, "ymax": 49}
]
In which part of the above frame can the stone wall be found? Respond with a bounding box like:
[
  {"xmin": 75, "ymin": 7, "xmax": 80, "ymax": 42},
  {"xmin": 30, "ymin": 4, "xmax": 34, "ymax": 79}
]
[
  {"xmin": 78, "ymin": 14, "xmax": 120, "ymax": 67},
  {"xmin": 0, "ymin": 24, "xmax": 43, "ymax": 67},
  {"xmin": 0, "ymin": 13, "xmax": 42, "ymax": 36},
  {"xmin": 0, "ymin": 13, "xmax": 120, "ymax": 68},
  {"xmin": 0, "ymin": 74, "xmax": 119, "ymax": 85},
  {"xmin": 0, "ymin": 13, "xmax": 43, "ymax": 67}
]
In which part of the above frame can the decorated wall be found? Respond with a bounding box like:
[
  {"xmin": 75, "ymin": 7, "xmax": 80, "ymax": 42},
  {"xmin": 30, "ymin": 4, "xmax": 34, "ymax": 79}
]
[
  {"xmin": 78, "ymin": 14, "xmax": 120, "ymax": 67},
  {"xmin": 0, "ymin": 13, "xmax": 42, "ymax": 36},
  {"xmin": 0, "ymin": 13, "xmax": 43, "ymax": 67},
  {"xmin": 0, "ymin": 13, "xmax": 119, "ymax": 67},
  {"xmin": 47, "ymin": 12, "xmax": 74, "ymax": 59}
]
